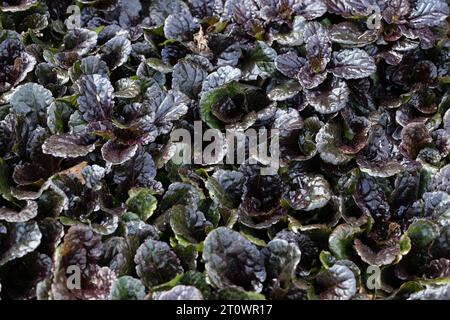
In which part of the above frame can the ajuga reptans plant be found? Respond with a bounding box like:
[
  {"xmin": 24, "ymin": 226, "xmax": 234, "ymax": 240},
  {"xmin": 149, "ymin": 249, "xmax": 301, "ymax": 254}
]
[{"xmin": 0, "ymin": 0, "xmax": 449, "ymax": 300}]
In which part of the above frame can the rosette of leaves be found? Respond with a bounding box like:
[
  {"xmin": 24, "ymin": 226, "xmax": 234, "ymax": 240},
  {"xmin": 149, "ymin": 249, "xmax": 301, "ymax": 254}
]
[
  {"xmin": 0, "ymin": 30, "xmax": 36, "ymax": 97},
  {"xmin": 237, "ymin": 165, "xmax": 288, "ymax": 229},
  {"xmin": 2, "ymin": 87, "xmax": 66, "ymax": 199},
  {"xmin": 282, "ymin": 165, "xmax": 332, "ymax": 212},
  {"xmin": 328, "ymin": 0, "xmax": 449, "ymax": 65},
  {"xmin": 51, "ymin": 225, "xmax": 116, "ymax": 300},
  {"xmin": 0, "ymin": 0, "xmax": 448, "ymax": 301},
  {"xmin": 258, "ymin": 0, "xmax": 327, "ymax": 22},
  {"xmin": 54, "ymin": 28, "xmax": 98, "ymax": 69},
  {"xmin": 50, "ymin": 168, "xmax": 124, "ymax": 234},
  {"xmin": 262, "ymin": 239, "xmax": 301, "ymax": 297},
  {"xmin": 221, "ymin": 0, "xmax": 263, "ymax": 36},
  {"xmin": 203, "ymin": 227, "xmax": 266, "ymax": 292},
  {"xmin": 272, "ymin": 108, "xmax": 323, "ymax": 163},
  {"xmin": 199, "ymin": 81, "xmax": 271, "ymax": 129},
  {"xmin": 42, "ymin": 73, "xmax": 113, "ymax": 159},
  {"xmin": 353, "ymin": 221, "xmax": 410, "ymax": 267},
  {"xmin": 275, "ymin": 22, "xmax": 376, "ymax": 114},
  {"xmin": 356, "ymin": 125, "xmax": 404, "ymax": 177},
  {"xmin": 134, "ymin": 239, "xmax": 183, "ymax": 288},
  {"xmin": 103, "ymin": 82, "xmax": 189, "ymax": 165},
  {"xmin": 311, "ymin": 263, "xmax": 357, "ymax": 300}
]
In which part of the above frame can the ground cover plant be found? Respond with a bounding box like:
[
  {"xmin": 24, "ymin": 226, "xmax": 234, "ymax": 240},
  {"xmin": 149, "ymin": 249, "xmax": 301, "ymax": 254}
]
[{"xmin": 0, "ymin": 0, "xmax": 449, "ymax": 300}]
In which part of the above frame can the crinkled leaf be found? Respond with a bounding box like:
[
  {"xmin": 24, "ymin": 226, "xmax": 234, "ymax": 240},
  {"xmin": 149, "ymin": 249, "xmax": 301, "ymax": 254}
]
[
  {"xmin": 169, "ymin": 205, "xmax": 211, "ymax": 244},
  {"xmin": 399, "ymin": 123, "xmax": 432, "ymax": 159},
  {"xmin": 101, "ymin": 33, "xmax": 132, "ymax": 70},
  {"xmin": 164, "ymin": 13, "xmax": 200, "ymax": 42},
  {"xmin": 126, "ymin": 188, "xmax": 157, "ymax": 222},
  {"xmin": 172, "ymin": 56, "xmax": 208, "ymax": 98},
  {"xmin": 305, "ymin": 77, "xmax": 349, "ymax": 114},
  {"xmin": 0, "ymin": 200, "xmax": 38, "ymax": 223},
  {"xmin": 0, "ymin": 221, "xmax": 41, "ymax": 266},
  {"xmin": 109, "ymin": 276, "xmax": 146, "ymax": 300},
  {"xmin": 316, "ymin": 122, "xmax": 353, "ymax": 165},
  {"xmin": 408, "ymin": 0, "xmax": 449, "ymax": 28},
  {"xmin": 262, "ymin": 239, "xmax": 301, "ymax": 287},
  {"xmin": 284, "ymin": 172, "xmax": 332, "ymax": 211},
  {"xmin": 203, "ymin": 227, "xmax": 266, "ymax": 292},
  {"xmin": 409, "ymin": 283, "xmax": 450, "ymax": 300},
  {"xmin": 201, "ymin": 66, "xmax": 242, "ymax": 94},
  {"xmin": 241, "ymin": 41, "xmax": 277, "ymax": 81},
  {"xmin": 134, "ymin": 239, "xmax": 183, "ymax": 288},
  {"xmin": 149, "ymin": 0, "xmax": 190, "ymax": 26},
  {"xmin": 10, "ymin": 83, "xmax": 54, "ymax": 125},
  {"xmin": 314, "ymin": 264, "xmax": 357, "ymax": 300},
  {"xmin": 77, "ymin": 74, "xmax": 114, "ymax": 122},
  {"xmin": 267, "ymin": 81, "xmax": 301, "ymax": 101},
  {"xmin": 330, "ymin": 22, "xmax": 378, "ymax": 46},
  {"xmin": 407, "ymin": 219, "xmax": 440, "ymax": 248},
  {"xmin": 42, "ymin": 133, "xmax": 96, "ymax": 158},
  {"xmin": 330, "ymin": 49, "xmax": 376, "ymax": 80},
  {"xmin": 354, "ymin": 239, "xmax": 400, "ymax": 266},
  {"xmin": 354, "ymin": 174, "xmax": 391, "ymax": 222},
  {"xmin": 101, "ymin": 140, "xmax": 138, "ymax": 165},
  {"xmin": 275, "ymin": 51, "xmax": 306, "ymax": 78}
]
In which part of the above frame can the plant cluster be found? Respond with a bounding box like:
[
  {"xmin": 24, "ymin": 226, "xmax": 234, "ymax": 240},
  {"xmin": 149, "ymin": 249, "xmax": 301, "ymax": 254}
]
[{"xmin": 0, "ymin": 0, "xmax": 449, "ymax": 300}]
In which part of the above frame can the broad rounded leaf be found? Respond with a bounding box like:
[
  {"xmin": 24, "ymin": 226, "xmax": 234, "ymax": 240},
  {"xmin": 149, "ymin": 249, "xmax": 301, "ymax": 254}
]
[
  {"xmin": 399, "ymin": 123, "xmax": 432, "ymax": 159},
  {"xmin": 169, "ymin": 205, "xmax": 211, "ymax": 244},
  {"xmin": 126, "ymin": 189, "xmax": 158, "ymax": 222},
  {"xmin": 284, "ymin": 173, "xmax": 332, "ymax": 211},
  {"xmin": 201, "ymin": 66, "xmax": 242, "ymax": 94},
  {"xmin": 172, "ymin": 57, "xmax": 208, "ymax": 98},
  {"xmin": 408, "ymin": 0, "xmax": 449, "ymax": 28},
  {"xmin": 305, "ymin": 77, "xmax": 349, "ymax": 114},
  {"xmin": 10, "ymin": 83, "xmax": 54, "ymax": 124},
  {"xmin": 203, "ymin": 227, "xmax": 266, "ymax": 292},
  {"xmin": 274, "ymin": 52, "xmax": 306, "ymax": 78},
  {"xmin": 101, "ymin": 33, "xmax": 132, "ymax": 70},
  {"xmin": 164, "ymin": 13, "xmax": 200, "ymax": 41},
  {"xmin": 330, "ymin": 49, "xmax": 376, "ymax": 80},
  {"xmin": 407, "ymin": 219, "xmax": 440, "ymax": 248},
  {"xmin": 134, "ymin": 239, "xmax": 183, "ymax": 288},
  {"xmin": 314, "ymin": 264, "xmax": 357, "ymax": 300},
  {"xmin": 109, "ymin": 276, "xmax": 146, "ymax": 300},
  {"xmin": 42, "ymin": 134, "xmax": 96, "ymax": 158},
  {"xmin": 77, "ymin": 74, "xmax": 114, "ymax": 122},
  {"xmin": 316, "ymin": 123, "xmax": 353, "ymax": 165},
  {"xmin": 0, "ymin": 200, "xmax": 38, "ymax": 223},
  {"xmin": 262, "ymin": 239, "xmax": 301, "ymax": 286},
  {"xmin": 330, "ymin": 22, "xmax": 378, "ymax": 46},
  {"xmin": 101, "ymin": 140, "xmax": 139, "ymax": 165},
  {"xmin": 0, "ymin": 221, "xmax": 42, "ymax": 266}
]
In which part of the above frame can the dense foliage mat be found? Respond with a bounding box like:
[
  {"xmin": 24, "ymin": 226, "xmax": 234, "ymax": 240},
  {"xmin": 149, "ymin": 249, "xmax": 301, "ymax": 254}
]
[{"xmin": 0, "ymin": 0, "xmax": 449, "ymax": 300}]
